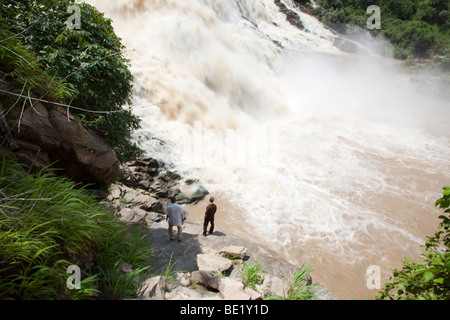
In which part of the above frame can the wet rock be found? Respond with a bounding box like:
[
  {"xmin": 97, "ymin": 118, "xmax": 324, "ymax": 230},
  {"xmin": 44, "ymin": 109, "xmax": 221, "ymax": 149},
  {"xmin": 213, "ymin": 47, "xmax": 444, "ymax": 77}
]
[
  {"xmin": 274, "ymin": 0, "xmax": 304, "ymax": 30},
  {"xmin": 176, "ymin": 184, "xmax": 209, "ymax": 204},
  {"xmin": 333, "ymin": 38, "xmax": 366, "ymax": 54},
  {"xmin": 185, "ymin": 178, "xmax": 199, "ymax": 185}
]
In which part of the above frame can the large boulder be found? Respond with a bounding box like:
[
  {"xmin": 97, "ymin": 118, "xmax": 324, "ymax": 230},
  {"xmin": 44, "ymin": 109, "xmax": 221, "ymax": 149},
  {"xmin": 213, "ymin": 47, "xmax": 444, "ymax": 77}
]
[
  {"xmin": 196, "ymin": 254, "xmax": 233, "ymax": 274},
  {"xmin": 218, "ymin": 277, "xmax": 262, "ymax": 300},
  {"xmin": 262, "ymin": 275, "xmax": 289, "ymax": 298},
  {"xmin": 139, "ymin": 276, "xmax": 166, "ymax": 300},
  {"xmin": 5, "ymin": 101, "xmax": 120, "ymax": 185},
  {"xmin": 175, "ymin": 183, "xmax": 209, "ymax": 204},
  {"xmin": 165, "ymin": 285, "xmax": 202, "ymax": 300},
  {"xmin": 190, "ymin": 268, "xmax": 221, "ymax": 290}
]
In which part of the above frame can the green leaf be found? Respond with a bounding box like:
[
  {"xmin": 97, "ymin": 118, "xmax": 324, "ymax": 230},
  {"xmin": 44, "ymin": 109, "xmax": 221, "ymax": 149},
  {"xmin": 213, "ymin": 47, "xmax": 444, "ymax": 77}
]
[
  {"xmin": 445, "ymin": 261, "xmax": 450, "ymax": 272},
  {"xmin": 443, "ymin": 187, "xmax": 450, "ymax": 196},
  {"xmin": 421, "ymin": 271, "xmax": 434, "ymax": 282},
  {"xmin": 431, "ymin": 257, "xmax": 443, "ymax": 266}
]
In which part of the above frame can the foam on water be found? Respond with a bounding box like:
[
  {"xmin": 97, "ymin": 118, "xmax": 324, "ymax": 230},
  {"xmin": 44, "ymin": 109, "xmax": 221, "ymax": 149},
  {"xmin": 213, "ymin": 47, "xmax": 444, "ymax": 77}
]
[{"xmin": 86, "ymin": 0, "xmax": 450, "ymax": 298}]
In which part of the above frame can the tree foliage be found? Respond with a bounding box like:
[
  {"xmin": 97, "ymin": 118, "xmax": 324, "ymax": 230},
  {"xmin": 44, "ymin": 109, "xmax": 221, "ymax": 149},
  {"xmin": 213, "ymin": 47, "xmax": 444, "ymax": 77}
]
[
  {"xmin": 1, "ymin": 0, "xmax": 143, "ymax": 161},
  {"xmin": 0, "ymin": 19, "xmax": 73, "ymax": 103},
  {"xmin": 376, "ymin": 187, "xmax": 450, "ymax": 300},
  {"xmin": 313, "ymin": 0, "xmax": 450, "ymax": 68},
  {"xmin": 382, "ymin": 18, "xmax": 439, "ymax": 58}
]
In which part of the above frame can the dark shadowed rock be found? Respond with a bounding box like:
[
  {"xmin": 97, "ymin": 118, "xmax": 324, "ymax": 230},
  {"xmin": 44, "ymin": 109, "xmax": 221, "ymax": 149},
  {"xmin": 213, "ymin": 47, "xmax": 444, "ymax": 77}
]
[
  {"xmin": 4, "ymin": 101, "xmax": 120, "ymax": 185},
  {"xmin": 274, "ymin": 0, "xmax": 304, "ymax": 30}
]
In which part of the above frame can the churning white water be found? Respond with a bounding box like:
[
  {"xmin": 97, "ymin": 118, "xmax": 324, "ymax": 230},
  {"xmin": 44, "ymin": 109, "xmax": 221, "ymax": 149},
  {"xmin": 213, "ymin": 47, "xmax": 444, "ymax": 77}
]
[{"xmin": 86, "ymin": 0, "xmax": 450, "ymax": 299}]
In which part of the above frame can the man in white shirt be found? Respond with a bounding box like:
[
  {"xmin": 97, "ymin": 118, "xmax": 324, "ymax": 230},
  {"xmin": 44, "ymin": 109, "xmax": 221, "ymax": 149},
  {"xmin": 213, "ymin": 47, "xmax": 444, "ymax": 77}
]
[{"xmin": 165, "ymin": 197, "xmax": 184, "ymax": 242}]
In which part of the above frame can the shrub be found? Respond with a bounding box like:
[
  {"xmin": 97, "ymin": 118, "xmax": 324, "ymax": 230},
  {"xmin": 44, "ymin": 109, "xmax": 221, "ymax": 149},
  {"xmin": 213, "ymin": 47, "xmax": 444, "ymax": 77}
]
[
  {"xmin": 381, "ymin": 19, "xmax": 438, "ymax": 59},
  {"xmin": 313, "ymin": 0, "xmax": 450, "ymax": 67},
  {"xmin": 0, "ymin": 19, "xmax": 73, "ymax": 103},
  {"xmin": 376, "ymin": 187, "xmax": 450, "ymax": 300},
  {"xmin": 1, "ymin": 0, "xmax": 143, "ymax": 162}
]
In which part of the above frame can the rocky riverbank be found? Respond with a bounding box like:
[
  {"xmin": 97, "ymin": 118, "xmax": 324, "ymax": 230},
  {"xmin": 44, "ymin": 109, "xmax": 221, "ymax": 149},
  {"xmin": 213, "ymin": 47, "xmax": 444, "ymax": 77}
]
[{"xmin": 104, "ymin": 158, "xmax": 340, "ymax": 300}]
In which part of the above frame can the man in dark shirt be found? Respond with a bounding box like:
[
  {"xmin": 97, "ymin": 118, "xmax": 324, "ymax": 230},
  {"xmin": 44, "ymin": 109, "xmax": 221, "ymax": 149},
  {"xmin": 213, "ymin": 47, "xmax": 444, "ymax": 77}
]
[{"xmin": 203, "ymin": 197, "xmax": 217, "ymax": 236}]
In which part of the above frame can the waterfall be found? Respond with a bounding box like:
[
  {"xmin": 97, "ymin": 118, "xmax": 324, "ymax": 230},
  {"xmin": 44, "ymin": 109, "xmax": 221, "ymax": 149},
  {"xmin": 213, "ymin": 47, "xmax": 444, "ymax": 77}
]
[{"xmin": 86, "ymin": 0, "xmax": 450, "ymax": 299}]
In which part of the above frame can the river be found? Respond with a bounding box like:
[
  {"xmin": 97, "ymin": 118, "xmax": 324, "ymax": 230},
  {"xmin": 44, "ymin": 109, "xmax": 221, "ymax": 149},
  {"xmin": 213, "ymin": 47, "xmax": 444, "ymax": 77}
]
[{"xmin": 86, "ymin": 0, "xmax": 450, "ymax": 299}]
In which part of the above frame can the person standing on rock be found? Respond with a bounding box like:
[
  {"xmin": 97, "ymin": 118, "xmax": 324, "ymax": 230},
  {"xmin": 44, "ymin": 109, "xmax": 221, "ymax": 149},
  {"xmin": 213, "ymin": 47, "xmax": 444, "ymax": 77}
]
[
  {"xmin": 203, "ymin": 197, "xmax": 217, "ymax": 236},
  {"xmin": 165, "ymin": 197, "xmax": 184, "ymax": 242}
]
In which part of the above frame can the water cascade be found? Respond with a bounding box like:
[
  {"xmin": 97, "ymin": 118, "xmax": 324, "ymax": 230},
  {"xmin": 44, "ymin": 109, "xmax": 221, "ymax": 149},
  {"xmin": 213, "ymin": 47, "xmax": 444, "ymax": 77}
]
[{"xmin": 87, "ymin": 0, "xmax": 450, "ymax": 299}]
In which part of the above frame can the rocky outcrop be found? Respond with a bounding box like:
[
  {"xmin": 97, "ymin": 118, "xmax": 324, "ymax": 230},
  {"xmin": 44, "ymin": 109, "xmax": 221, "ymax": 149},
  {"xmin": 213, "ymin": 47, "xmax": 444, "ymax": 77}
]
[
  {"xmin": 274, "ymin": 0, "xmax": 305, "ymax": 30},
  {"xmin": 333, "ymin": 37, "xmax": 368, "ymax": 54},
  {"xmin": 136, "ymin": 244, "xmax": 266, "ymax": 300},
  {"xmin": 135, "ymin": 220, "xmax": 341, "ymax": 300},
  {"xmin": 1, "ymin": 95, "xmax": 120, "ymax": 186},
  {"xmin": 106, "ymin": 157, "xmax": 210, "ymax": 224},
  {"xmin": 134, "ymin": 240, "xmax": 332, "ymax": 300}
]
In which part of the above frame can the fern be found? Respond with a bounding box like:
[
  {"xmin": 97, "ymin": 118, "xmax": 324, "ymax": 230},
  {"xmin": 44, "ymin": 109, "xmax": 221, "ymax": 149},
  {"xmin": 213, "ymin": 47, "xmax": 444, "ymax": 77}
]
[{"xmin": 0, "ymin": 156, "xmax": 154, "ymax": 299}]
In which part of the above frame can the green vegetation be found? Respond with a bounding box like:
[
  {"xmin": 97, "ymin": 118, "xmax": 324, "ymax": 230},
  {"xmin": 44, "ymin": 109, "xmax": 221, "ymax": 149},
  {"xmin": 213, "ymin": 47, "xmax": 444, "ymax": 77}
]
[
  {"xmin": 0, "ymin": 0, "xmax": 154, "ymax": 300},
  {"xmin": 0, "ymin": 19, "xmax": 73, "ymax": 104},
  {"xmin": 266, "ymin": 265, "xmax": 317, "ymax": 300},
  {"xmin": 376, "ymin": 187, "xmax": 450, "ymax": 300},
  {"xmin": 1, "ymin": 0, "xmax": 142, "ymax": 161},
  {"xmin": 160, "ymin": 251, "xmax": 186, "ymax": 284},
  {"xmin": 313, "ymin": 0, "xmax": 450, "ymax": 69},
  {"xmin": 0, "ymin": 156, "xmax": 153, "ymax": 299},
  {"xmin": 239, "ymin": 260, "xmax": 265, "ymax": 290}
]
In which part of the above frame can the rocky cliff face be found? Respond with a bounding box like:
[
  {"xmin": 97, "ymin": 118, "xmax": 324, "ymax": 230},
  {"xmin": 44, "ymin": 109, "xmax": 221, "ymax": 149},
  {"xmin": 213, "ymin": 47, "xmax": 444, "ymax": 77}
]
[{"xmin": 1, "ymin": 92, "xmax": 120, "ymax": 186}]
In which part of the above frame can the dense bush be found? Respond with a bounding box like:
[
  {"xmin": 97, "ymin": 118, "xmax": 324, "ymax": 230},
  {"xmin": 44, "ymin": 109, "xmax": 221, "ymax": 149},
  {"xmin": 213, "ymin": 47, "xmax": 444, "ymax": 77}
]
[
  {"xmin": 0, "ymin": 18, "xmax": 73, "ymax": 103},
  {"xmin": 1, "ymin": 0, "xmax": 142, "ymax": 161},
  {"xmin": 382, "ymin": 18, "xmax": 439, "ymax": 58},
  {"xmin": 313, "ymin": 0, "xmax": 450, "ymax": 68},
  {"xmin": 376, "ymin": 187, "xmax": 450, "ymax": 300},
  {"xmin": 0, "ymin": 156, "xmax": 153, "ymax": 299}
]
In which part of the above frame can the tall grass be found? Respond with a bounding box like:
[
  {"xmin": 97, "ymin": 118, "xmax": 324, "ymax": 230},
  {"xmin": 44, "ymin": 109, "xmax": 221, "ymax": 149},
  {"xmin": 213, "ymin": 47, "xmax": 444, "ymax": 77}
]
[
  {"xmin": 265, "ymin": 265, "xmax": 317, "ymax": 300},
  {"xmin": 0, "ymin": 22, "xmax": 74, "ymax": 104},
  {"xmin": 239, "ymin": 260, "xmax": 265, "ymax": 290},
  {"xmin": 0, "ymin": 156, "xmax": 153, "ymax": 299}
]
